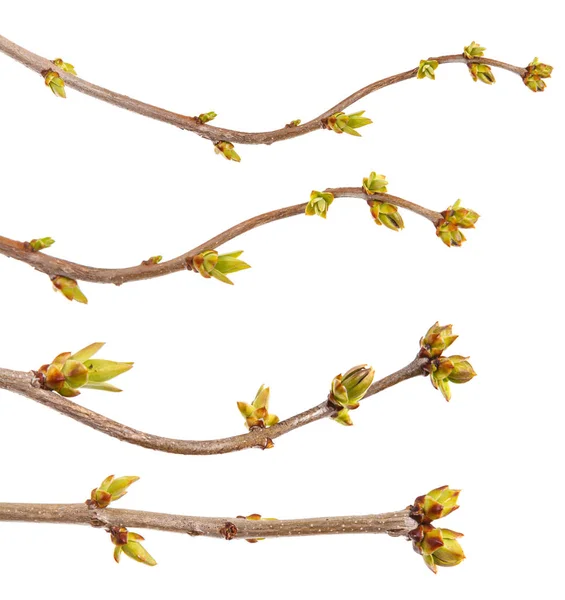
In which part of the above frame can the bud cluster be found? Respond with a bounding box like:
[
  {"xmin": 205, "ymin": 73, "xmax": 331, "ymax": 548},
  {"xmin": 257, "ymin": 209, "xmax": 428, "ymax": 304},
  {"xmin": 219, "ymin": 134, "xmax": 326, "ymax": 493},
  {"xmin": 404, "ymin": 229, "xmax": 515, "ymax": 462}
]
[
  {"xmin": 191, "ymin": 249, "xmax": 251, "ymax": 285},
  {"xmin": 34, "ymin": 342, "xmax": 133, "ymax": 397},
  {"xmin": 419, "ymin": 323, "xmax": 476, "ymax": 401},
  {"xmin": 463, "ymin": 41, "xmax": 495, "ymax": 84},
  {"xmin": 44, "ymin": 58, "xmax": 76, "ymax": 98},
  {"xmin": 408, "ymin": 485, "xmax": 464, "ymax": 573},
  {"xmin": 523, "ymin": 57, "xmax": 553, "ymax": 92},
  {"xmin": 328, "ymin": 365, "xmax": 375, "ymax": 426},
  {"xmin": 325, "ymin": 111, "xmax": 372, "ymax": 137},
  {"xmin": 362, "ymin": 172, "xmax": 404, "ymax": 232},
  {"xmin": 237, "ymin": 385, "xmax": 279, "ymax": 430},
  {"xmin": 436, "ymin": 199, "xmax": 480, "ymax": 247}
]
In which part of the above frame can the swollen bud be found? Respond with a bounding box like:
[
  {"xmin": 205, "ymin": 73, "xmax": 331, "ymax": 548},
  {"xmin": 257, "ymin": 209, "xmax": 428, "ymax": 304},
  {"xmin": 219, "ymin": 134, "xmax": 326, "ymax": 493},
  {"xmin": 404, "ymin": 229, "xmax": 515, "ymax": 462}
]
[
  {"xmin": 369, "ymin": 201, "xmax": 404, "ymax": 232},
  {"xmin": 51, "ymin": 276, "xmax": 88, "ymax": 304},
  {"xmin": 463, "ymin": 41, "xmax": 486, "ymax": 59},
  {"xmin": 417, "ymin": 60, "xmax": 439, "ymax": 80},
  {"xmin": 88, "ymin": 474, "xmax": 140, "ymax": 508},
  {"xmin": 330, "ymin": 365, "xmax": 375, "ymax": 410},
  {"xmin": 26, "ymin": 237, "xmax": 55, "ymax": 252},
  {"xmin": 410, "ymin": 525, "xmax": 465, "ymax": 574},
  {"xmin": 110, "ymin": 527, "xmax": 157, "ymax": 566},
  {"xmin": 192, "ymin": 250, "xmax": 251, "ymax": 285},
  {"xmin": 523, "ymin": 57, "xmax": 553, "ymax": 92},
  {"xmin": 198, "ymin": 111, "xmax": 217, "ymax": 123},
  {"xmin": 305, "ymin": 191, "xmax": 334, "ymax": 219},
  {"xmin": 325, "ymin": 111, "xmax": 372, "ymax": 136},
  {"xmin": 362, "ymin": 172, "xmax": 388, "ymax": 194},
  {"xmin": 237, "ymin": 384, "xmax": 279, "ymax": 430},
  {"xmin": 52, "ymin": 58, "xmax": 77, "ymax": 75},
  {"xmin": 436, "ymin": 199, "xmax": 480, "ymax": 247},
  {"xmin": 419, "ymin": 323, "xmax": 458, "ymax": 359},
  {"xmin": 44, "ymin": 71, "xmax": 66, "ymax": 98},
  {"xmin": 214, "ymin": 141, "xmax": 241, "ymax": 161},
  {"xmin": 411, "ymin": 485, "xmax": 461, "ymax": 524},
  {"xmin": 468, "ymin": 63, "xmax": 496, "ymax": 85}
]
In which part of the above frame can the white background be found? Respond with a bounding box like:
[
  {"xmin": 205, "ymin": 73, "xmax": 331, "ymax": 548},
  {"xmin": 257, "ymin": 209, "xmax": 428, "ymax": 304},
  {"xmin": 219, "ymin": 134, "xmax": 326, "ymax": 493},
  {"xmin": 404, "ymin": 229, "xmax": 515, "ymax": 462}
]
[{"xmin": 0, "ymin": 1, "xmax": 563, "ymax": 598}]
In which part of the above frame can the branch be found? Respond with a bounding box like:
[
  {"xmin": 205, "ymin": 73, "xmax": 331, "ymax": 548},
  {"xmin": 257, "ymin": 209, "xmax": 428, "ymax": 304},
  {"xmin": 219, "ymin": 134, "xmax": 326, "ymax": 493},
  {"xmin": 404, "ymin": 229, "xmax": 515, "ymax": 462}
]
[
  {"xmin": 0, "ymin": 357, "xmax": 427, "ymax": 456},
  {"xmin": 0, "ymin": 481, "xmax": 465, "ymax": 573},
  {"xmin": 0, "ymin": 188, "xmax": 445, "ymax": 295},
  {"xmin": 0, "ymin": 502, "xmax": 415, "ymax": 539},
  {"xmin": 0, "ymin": 33, "xmax": 537, "ymax": 153}
]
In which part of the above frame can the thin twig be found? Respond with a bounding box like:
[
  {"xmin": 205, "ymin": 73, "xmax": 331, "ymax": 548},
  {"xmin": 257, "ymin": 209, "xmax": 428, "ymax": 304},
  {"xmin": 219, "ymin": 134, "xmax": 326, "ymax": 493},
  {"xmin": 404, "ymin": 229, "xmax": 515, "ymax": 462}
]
[
  {"xmin": 0, "ymin": 502, "xmax": 415, "ymax": 539},
  {"xmin": 0, "ymin": 357, "xmax": 427, "ymax": 456},
  {"xmin": 0, "ymin": 189, "xmax": 442, "ymax": 286},
  {"xmin": 0, "ymin": 33, "xmax": 526, "ymax": 146}
]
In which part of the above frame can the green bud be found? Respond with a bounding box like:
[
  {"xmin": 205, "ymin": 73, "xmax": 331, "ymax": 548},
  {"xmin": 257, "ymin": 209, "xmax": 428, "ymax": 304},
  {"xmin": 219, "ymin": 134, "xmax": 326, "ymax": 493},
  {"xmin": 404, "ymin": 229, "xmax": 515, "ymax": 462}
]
[
  {"xmin": 53, "ymin": 58, "xmax": 77, "ymax": 75},
  {"xmin": 237, "ymin": 384, "xmax": 279, "ymax": 430},
  {"xmin": 111, "ymin": 527, "xmax": 156, "ymax": 566},
  {"xmin": 326, "ymin": 111, "xmax": 372, "ymax": 136},
  {"xmin": 330, "ymin": 365, "xmax": 375, "ymax": 409},
  {"xmin": 419, "ymin": 323, "xmax": 458, "ymax": 359},
  {"xmin": 286, "ymin": 119, "xmax": 301, "ymax": 127},
  {"xmin": 362, "ymin": 172, "xmax": 388, "ymax": 194},
  {"xmin": 141, "ymin": 255, "xmax": 162, "ymax": 265},
  {"xmin": 35, "ymin": 343, "xmax": 132, "ymax": 397},
  {"xmin": 89, "ymin": 475, "xmax": 140, "ymax": 508},
  {"xmin": 198, "ymin": 111, "xmax": 217, "ymax": 123},
  {"xmin": 410, "ymin": 525, "xmax": 465, "ymax": 574},
  {"xmin": 369, "ymin": 201, "xmax": 404, "ymax": 232},
  {"xmin": 463, "ymin": 41, "xmax": 486, "ymax": 59},
  {"xmin": 468, "ymin": 63, "xmax": 495, "ymax": 84},
  {"xmin": 417, "ymin": 60, "xmax": 439, "ymax": 80},
  {"xmin": 51, "ymin": 276, "xmax": 88, "ymax": 303},
  {"xmin": 192, "ymin": 250, "xmax": 250, "ymax": 285},
  {"xmin": 436, "ymin": 200, "xmax": 480, "ymax": 247},
  {"xmin": 411, "ymin": 485, "xmax": 461, "ymax": 523},
  {"xmin": 27, "ymin": 237, "xmax": 55, "ymax": 252},
  {"xmin": 523, "ymin": 58, "xmax": 553, "ymax": 92},
  {"xmin": 44, "ymin": 70, "xmax": 66, "ymax": 98},
  {"xmin": 305, "ymin": 191, "xmax": 334, "ymax": 219},
  {"xmin": 447, "ymin": 355, "xmax": 476, "ymax": 384},
  {"xmin": 214, "ymin": 141, "xmax": 241, "ymax": 162}
]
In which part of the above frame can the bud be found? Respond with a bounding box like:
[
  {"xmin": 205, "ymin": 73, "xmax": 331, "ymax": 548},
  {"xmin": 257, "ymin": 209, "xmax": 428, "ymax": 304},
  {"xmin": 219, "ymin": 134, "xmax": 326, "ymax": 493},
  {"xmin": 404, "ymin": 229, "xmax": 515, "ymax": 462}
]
[
  {"xmin": 89, "ymin": 474, "xmax": 140, "ymax": 508},
  {"xmin": 419, "ymin": 322, "xmax": 458, "ymax": 359},
  {"xmin": 51, "ymin": 276, "xmax": 88, "ymax": 303},
  {"xmin": 332, "ymin": 407, "xmax": 354, "ymax": 426},
  {"xmin": 411, "ymin": 485, "xmax": 461, "ymax": 524},
  {"xmin": 426, "ymin": 354, "xmax": 476, "ymax": 401},
  {"xmin": 447, "ymin": 355, "xmax": 477, "ymax": 384},
  {"xmin": 214, "ymin": 140, "xmax": 241, "ymax": 161},
  {"xmin": 523, "ymin": 57, "xmax": 553, "ymax": 92},
  {"xmin": 27, "ymin": 237, "xmax": 55, "ymax": 252},
  {"xmin": 35, "ymin": 342, "xmax": 133, "ymax": 397},
  {"xmin": 468, "ymin": 63, "xmax": 496, "ymax": 84},
  {"xmin": 141, "ymin": 255, "xmax": 162, "ymax": 265},
  {"xmin": 463, "ymin": 41, "xmax": 486, "ymax": 59},
  {"xmin": 198, "ymin": 111, "xmax": 217, "ymax": 123},
  {"xmin": 286, "ymin": 119, "xmax": 301, "ymax": 127},
  {"xmin": 192, "ymin": 249, "xmax": 251, "ymax": 285},
  {"xmin": 369, "ymin": 201, "xmax": 404, "ymax": 232},
  {"xmin": 436, "ymin": 199, "xmax": 480, "ymax": 247},
  {"xmin": 411, "ymin": 525, "xmax": 465, "ymax": 573},
  {"xmin": 236, "ymin": 513, "xmax": 278, "ymax": 543},
  {"xmin": 305, "ymin": 191, "xmax": 334, "ymax": 219},
  {"xmin": 237, "ymin": 384, "xmax": 279, "ymax": 430},
  {"xmin": 44, "ymin": 70, "xmax": 66, "ymax": 98},
  {"xmin": 330, "ymin": 365, "xmax": 375, "ymax": 409},
  {"xmin": 52, "ymin": 58, "xmax": 77, "ymax": 75},
  {"xmin": 326, "ymin": 111, "xmax": 372, "ymax": 136},
  {"xmin": 111, "ymin": 527, "xmax": 157, "ymax": 566},
  {"xmin": 362, "ymin": 172, "xmax": 388, "ymax": 194},
  {"xmin": 417, "ymin": 59, "xmax": 439, "ymax": 80}
]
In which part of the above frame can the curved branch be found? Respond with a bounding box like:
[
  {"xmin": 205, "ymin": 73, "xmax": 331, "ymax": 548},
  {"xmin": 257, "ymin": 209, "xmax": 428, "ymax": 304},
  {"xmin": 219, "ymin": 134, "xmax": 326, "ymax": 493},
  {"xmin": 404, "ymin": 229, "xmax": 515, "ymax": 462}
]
[
  {"xmin": 0, "ymin": 357, "xmax": 427, "ymax": 456},
  {"xmin": 0, "ymin": 33, "xmax": 526, "ymax": 147},
  {"xmin": 0, "ymin": 189, "xmax": 442, "ymax": 286},
  {"xmin": 0, "ymin": 502, "xmax": 415, "ymax": 539}
]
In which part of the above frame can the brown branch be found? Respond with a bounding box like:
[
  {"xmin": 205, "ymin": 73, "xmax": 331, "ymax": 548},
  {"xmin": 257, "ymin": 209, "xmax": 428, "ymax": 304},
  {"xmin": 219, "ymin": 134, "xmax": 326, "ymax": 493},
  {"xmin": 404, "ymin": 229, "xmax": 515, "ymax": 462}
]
[
  {"xmin": 0, "ymin": 189, "xmax": 442, "ymax": 286},
  {"xmin": 0, "ymin": 357, "xmax": 427, "ymax": 456},
  {"xmin": 0, "ymin": 33, "xmax": 527, "ymax": 147},
  {"xmin": 0, "ymin": 502, "xmax": 415, "ymax": 539}
]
